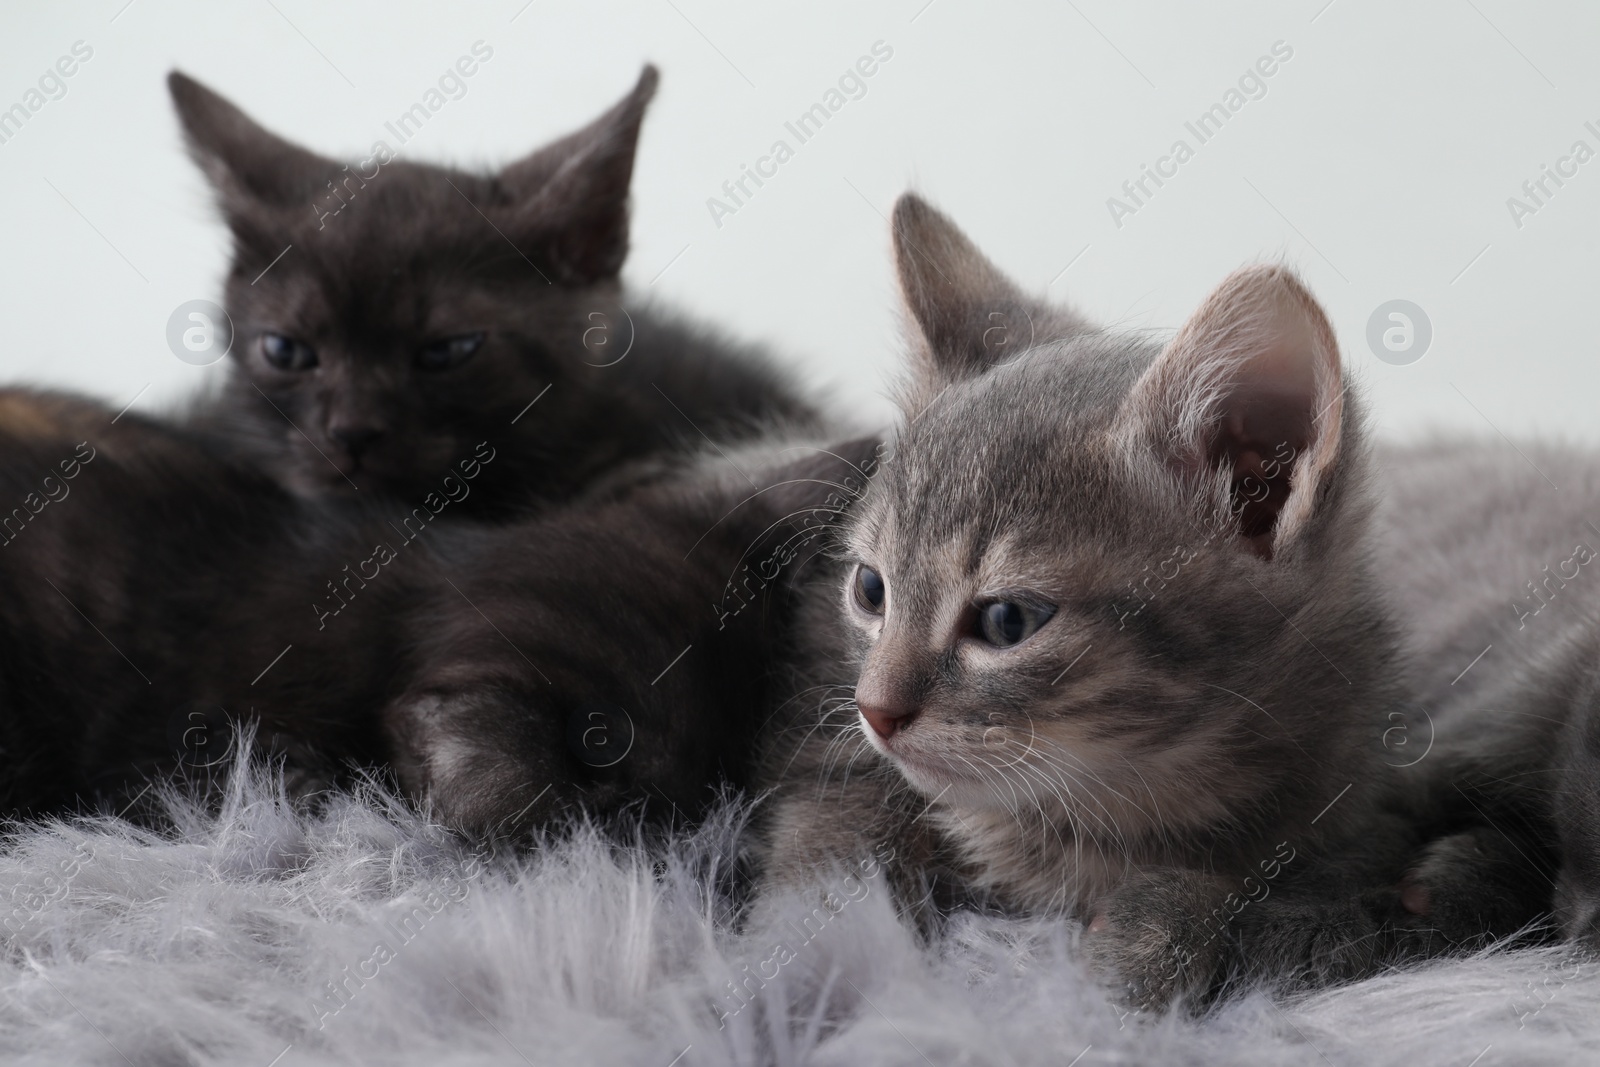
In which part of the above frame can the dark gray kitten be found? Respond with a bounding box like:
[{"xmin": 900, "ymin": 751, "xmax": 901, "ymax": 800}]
[
  {"xmin": 756, "ymin": 195, "xmax": 1524, "ymax": 1008},
  {"xmin": 0, "ymin": 386, "xmax": 874, "ymax": 836},
  {"xmin": 170, "ymin": 68, "xmax": 816, "ymax": 517}
]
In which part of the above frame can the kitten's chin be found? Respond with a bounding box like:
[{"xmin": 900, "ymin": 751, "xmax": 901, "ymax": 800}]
[
  {"xmin": 886, "ymin": 756, "xmax": 948, "ymax": 796},
  {"xmin": 894, "ymin": 759, "xmax": 1012, "ymax": 811},
  {"xmin": 870, "ymin": 734, "xmax": 996, "ymax": 805}
]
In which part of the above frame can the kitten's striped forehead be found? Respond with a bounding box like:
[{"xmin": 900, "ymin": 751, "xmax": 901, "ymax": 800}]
[{"xmin": 854, "ymin": 334, "xmax": 1158, "ymax": 563}]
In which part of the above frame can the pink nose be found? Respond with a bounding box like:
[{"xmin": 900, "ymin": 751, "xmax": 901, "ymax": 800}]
[{"xmin": 859, "ymin": 701, "xmax": 919, "ymax": 740}]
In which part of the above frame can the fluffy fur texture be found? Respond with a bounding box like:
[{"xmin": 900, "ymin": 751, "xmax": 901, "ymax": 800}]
[{"xmin": 0, "ymin": 760, "xmax": 1593, "ymax": 1066}]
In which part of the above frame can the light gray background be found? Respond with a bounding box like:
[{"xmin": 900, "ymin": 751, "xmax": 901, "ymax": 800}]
[{"xmin": 1, "ymin": 1, "xmax": 1595, "ymax": 440}]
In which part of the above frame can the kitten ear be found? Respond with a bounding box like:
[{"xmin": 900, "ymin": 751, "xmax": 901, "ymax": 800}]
[
  {"xmin": 891, "ymin": 194, "xmax": 1071, "ymax": 391},
  {"xmin": 168, "ymin": 71, "xmax": 336, "ymax": 209},
  {"xmin": 1114, "ymin": 265, "xmax": 1344, "ymax": 558},
  {"xmin": 497, "ymin": 65, "xmax": 659, "ymax": 284}
]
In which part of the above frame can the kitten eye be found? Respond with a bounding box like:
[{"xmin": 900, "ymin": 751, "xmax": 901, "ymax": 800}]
[
  {"xmin": 417, "ymin": 332, "xmax": 485, "ymax": 372},
  {"xmin": 977, "ymin": 600, "xmax": 1055, "ymax": 647},
  {"xmin": 260, "ymin": 333, "xmax": 317, "ymax": 371},
  {"xmin": 852, "ymin": 565, "xmax": 886, "ymax": 614}
]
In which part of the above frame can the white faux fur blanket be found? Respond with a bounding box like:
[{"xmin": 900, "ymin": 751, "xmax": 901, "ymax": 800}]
[{"xmin": 2, "ymin": 762, "xmax": 1596, "ymax": 1066}]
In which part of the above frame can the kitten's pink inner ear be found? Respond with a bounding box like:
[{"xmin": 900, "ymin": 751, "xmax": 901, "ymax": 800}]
[{"xmin": 1121, "ymin": 265, "xmax": 1343, "ymax": 558}]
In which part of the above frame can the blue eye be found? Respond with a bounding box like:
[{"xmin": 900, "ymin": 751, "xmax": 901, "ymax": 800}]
[
  {"xmin": 978, "ymin": 601, "xmax": 1055, "ymax": 647},
  {"xmin": 418, "ymin": 332, "xmax": 485, "ymax": 371},
  {"xmin": 853, "ymin": 565, "xmax": 886, "ymax": 614},
  {"xmin": 261, "ymin": 333, "xmax": 317, "ymax": 371}
]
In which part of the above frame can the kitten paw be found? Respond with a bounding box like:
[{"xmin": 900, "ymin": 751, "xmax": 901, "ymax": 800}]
[
  {"xmin": 1400, "ymin": 827, "xmax": 1553, "ymax": 943},
  {"xmin": 1083, "ymin": 870, "xmax": 1226, "ymax": 1011},
  {"xmin": 1398, "ymin": 872, "xmax": 1431, "ymax": 916}
]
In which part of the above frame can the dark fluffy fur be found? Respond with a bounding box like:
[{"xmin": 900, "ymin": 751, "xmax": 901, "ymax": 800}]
[
  {"xmin": 0, "ymin": 386, "xmax": 874, "ymax": 834},
  {"xmin": 170, "ymin": 68, "xmax": 817, "ymax": 517},
  {"xmin": 754, "ymin": 196, "xmax": 1541, "ymax": 1009}
]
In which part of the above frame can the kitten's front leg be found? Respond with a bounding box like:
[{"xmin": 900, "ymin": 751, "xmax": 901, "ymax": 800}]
[
  {"xmin": 1203, "ymin": 872, "xmax": 1512, "ymax": 995},
  {"xmin": 756, "ymin": 759, "xmax": 947, "ymax": 930},
  {"xmin": 1085, "ymin": 865, "xmax": 1428, "ymax": 1008},
  {"xmin": 1084, "ymin": 867, "xmax": 1235, "ymax": 1010},
  {"xmin": 1399, "ymin": 826, "xmax": 1555, "ymax": 944},
  {"xmin": 384, "ymin": 687, "xmax": 567, "ymax": 838}
]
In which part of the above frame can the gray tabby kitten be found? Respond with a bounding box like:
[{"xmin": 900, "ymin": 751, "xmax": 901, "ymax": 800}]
[{"xmin": 757, "ymin": 194, "xmax": 1506, "ymax": 1007}]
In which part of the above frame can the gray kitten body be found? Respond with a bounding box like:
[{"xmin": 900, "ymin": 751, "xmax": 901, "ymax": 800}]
[
  {"xmin": 757, "ymin": 196, "xmax": 1474, "ymax": 1006},
  {"xmin": 1372, "ymin": 441, "xmax": 1593, "ymax": 934}
]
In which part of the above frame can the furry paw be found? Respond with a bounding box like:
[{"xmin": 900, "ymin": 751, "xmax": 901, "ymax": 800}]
[
  {"xmin": 1399, "ymin": 827, "xmax": 1553, "ymax": 943},
  {"xmin": 1084, "ymin": 869, "xmax": 1227, "ymax": 1011}
]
